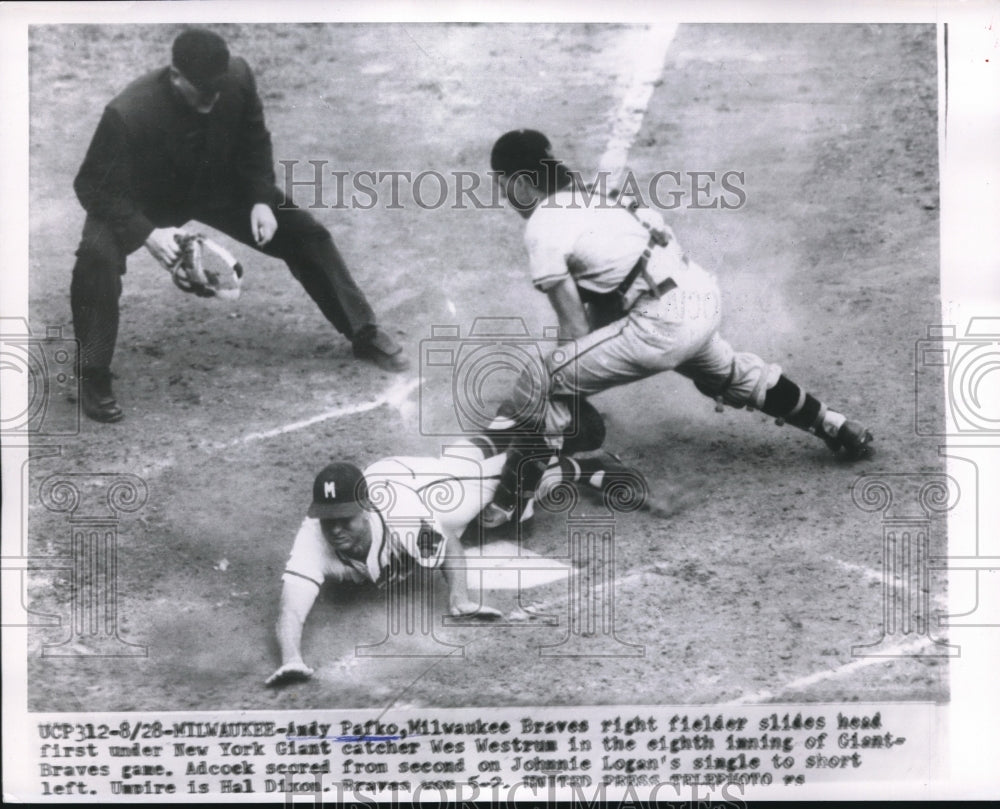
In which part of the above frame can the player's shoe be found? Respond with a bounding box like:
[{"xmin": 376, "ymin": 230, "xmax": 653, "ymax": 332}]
[
  {"xmin": 587, "ymin": 450, "xmax": 642, "ymax": 484},
  {"xmin": 352, "ymin": 326, "xmax": 410, "ymax": 373},
  {"xmin": 824, "ymin": 420, "xmax": 874, "ymax": 460},
  {"xmin": 590, "ymin": 449, "xmax": 629, "ymax": 473},
  {"xmin": 80, "ymin": 368, "xmax": 124, "ymax": 423}
]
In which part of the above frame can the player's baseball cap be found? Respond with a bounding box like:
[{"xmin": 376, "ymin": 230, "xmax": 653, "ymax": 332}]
[
  {"xmin": 308, "ymin": 462, "xmax": 368, "ymax": 519},
  {"xmin": 172, "ymin": 29, "xmax": 230, "ymax": 93},
  {"xmin": 490, "ymin": 129, "xmax": 556, "ymax": 177}
]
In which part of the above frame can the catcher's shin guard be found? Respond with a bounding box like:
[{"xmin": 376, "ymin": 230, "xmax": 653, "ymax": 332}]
[
  {"xmin": 489, "ymin": 432, "xmax": 552, "ymax": 518},
  {"xmin": 540, "ymin": 455, "xmax": 648, "ymax": 504},
  {"xmin": 561, "ymin": 396, "xmax": 606, "ymax": 455},
  {"xmin": 762, "ymin": 375, "xmax": 873, "ymax": 459}
]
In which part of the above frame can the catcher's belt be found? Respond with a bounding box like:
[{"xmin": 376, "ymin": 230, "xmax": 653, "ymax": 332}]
[
  {"xmin": 577, "ymin": 236, "xmax": 677, "ymax": 330},
  {"xmin": 170, "ymin": 233, "xmax": 244, "ymax": 300},
  {"xmin": 619, "ymin": 206, "xmax": 678, "ymax": 303},
  {"xmin": 576, "ymin": 201, "xmax": 680, "ymax": 330}
]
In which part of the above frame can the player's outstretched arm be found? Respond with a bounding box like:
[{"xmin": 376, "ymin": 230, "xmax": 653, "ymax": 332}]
[
  {"xmin": 266, "ymin": 576, "xmax": 320, "ymax": 687},
  {"xmin": 440, "ymin": 533, "xmax": 502, "ymax": 620}
]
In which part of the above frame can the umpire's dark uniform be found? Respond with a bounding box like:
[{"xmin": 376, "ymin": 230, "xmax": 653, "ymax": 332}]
[{"xmin": 71, "ymin": 29, "xmax": 406, "ymax": 422}]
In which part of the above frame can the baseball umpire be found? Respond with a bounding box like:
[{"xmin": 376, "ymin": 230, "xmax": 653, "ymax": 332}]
[
  {"xmin": 266, "ymin": 424, "xmax": 646, "ymax": 687},
  {"xmin": 70, "ymin": 28, "xmax": 408, "ymax": 424},
  {"xmin": 480, "ymin": 129, "xmax": 875, "ymax": 526}
]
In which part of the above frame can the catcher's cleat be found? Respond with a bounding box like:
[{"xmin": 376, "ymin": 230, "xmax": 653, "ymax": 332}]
[
  {"xmin": 590, "ymin": 449, "xmax": 628, "ymax": 471},
  {"xmin": 352, "ymin": 326, "xmax": 410, "ymax": 373},
  {"xmin": 587, "ymin": 450, "xmax": 641, "ymax": 482},
  {"xmin": 825, "ymin": 420, "xmax": 874, "ymax": 460},
  {"xmin": 80, "ymin": 369, "xmax": 123, "ymax": 424}
]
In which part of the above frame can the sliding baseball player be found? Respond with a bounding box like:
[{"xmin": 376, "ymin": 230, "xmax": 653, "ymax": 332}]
[{"xmin": 266, "ymin": 427, "xmax": 644, "ymax": 687}]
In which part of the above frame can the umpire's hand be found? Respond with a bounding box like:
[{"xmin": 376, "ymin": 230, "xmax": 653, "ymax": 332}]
[
  {"xmin": 265, "ymin": 660, "xmax": 314, "ymax": 688},
  {"xmin": 250, "ymin": 203, "xmax": 277, "ymax": 247},
  {"xmin": 144, "ymin": 227, "xmax": 187, "ymax": 267}
]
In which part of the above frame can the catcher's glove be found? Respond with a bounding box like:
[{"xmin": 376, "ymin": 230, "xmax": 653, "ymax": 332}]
[{"xmin": 170, "ymin": 233, "xmax": 244, "ymax": 300}]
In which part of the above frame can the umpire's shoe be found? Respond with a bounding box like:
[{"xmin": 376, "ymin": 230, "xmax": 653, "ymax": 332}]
[
  {"xmin": 351, "ymin": 325, "xmax": 409, "ymax": 373},
  {"xmin": 81, "ymin": 368, "xmax": 124, "ymax": 423}
]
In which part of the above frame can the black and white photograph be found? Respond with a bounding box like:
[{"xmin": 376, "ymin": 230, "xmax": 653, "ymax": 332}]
[{"xmin": 2, "ymin": 0, "xmax": 998, "ymax": 803}]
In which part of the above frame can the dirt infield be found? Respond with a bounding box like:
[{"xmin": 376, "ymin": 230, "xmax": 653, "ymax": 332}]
[{"xmin": 25, "ymin": 23, "xmax": 947, "ymax": 711}]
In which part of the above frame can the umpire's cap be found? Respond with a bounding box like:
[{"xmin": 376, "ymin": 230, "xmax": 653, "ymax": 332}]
[
  {"xmin": 491, "ymin": 129, "xmax": 557, "ymax": 177},
  {"xmin": 309, "ymin": 462, "xmax": 368, "ymax": 519},
  {"xmin": 172, "ymin": 29, "xmax": 230, "ymax": 92}
]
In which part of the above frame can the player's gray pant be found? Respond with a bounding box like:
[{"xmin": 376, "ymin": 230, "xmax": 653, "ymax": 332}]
[{"xmin": 534, "ymin": 263, "xmax": 782, "ymax": 447}]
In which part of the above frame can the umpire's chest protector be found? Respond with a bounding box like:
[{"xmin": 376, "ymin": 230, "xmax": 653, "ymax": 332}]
[{"xmin": 108, "ymin": 59, "xmax": 263, "ymax": 219}]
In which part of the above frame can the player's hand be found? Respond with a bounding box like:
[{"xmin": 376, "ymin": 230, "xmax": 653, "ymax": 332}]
[
  {"xmin": 264, "ymin": 660, "xmax": 314, "ymax": 687},
  {"xmin": 449, "ymin": 600, "xmax": 502, "ymax": 620},
  {"xmin": 250, "ymin": 203, "xmax": 277, "ymax": 247},
  {"xmin": 144, "ymin": 227, "xmax": 187, "ymax": 268}
]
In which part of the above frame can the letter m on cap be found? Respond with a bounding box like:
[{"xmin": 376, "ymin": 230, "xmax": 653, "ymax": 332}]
[{"xmin": 324, "ymin": 481, "xmax": 337, "ymax": 499}]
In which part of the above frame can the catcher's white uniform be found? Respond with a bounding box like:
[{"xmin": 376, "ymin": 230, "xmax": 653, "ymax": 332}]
[
  {"xmin": 523, "ymin": 189, "xmax": 780, "ymax": 444},
  {"xmin": 482, "ymin": 129, "xmax": 871, "ymax": 529}
]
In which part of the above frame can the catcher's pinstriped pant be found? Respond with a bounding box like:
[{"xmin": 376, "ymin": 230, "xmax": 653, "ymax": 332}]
[
  {"xmin": 487, "ymin": 254, "xmax": 870, "ymax": 515},
  {"xmin": 524, "ymin": 260, "xmax": 782, "ymax": 448},
  {"xmin": 70, "ymin": 196, "xmax": 376, "ymax": 371}
]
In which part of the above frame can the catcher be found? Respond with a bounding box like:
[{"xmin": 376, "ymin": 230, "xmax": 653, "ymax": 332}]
[
  {"xmin": 480, "ymin": 129, "xmax": 875, "ymax": 526},
  {"xmin": 71, "ymin": 28, "xmax": 408, "ymax": 424},
  {"xmin": 266, "ymin": 409, "xmax": 651, "ymax": 687}
]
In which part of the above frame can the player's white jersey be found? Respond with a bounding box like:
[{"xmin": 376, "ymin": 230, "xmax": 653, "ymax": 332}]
[
  {"xmin": 282, "ymin": 446, "xmax": 504, "ymax": 589},
  {"xmin": 283, "ymin": 512, "xmax": 385, "ymax": 588},
  {"xmin": 523, "ymin": 189, "xmax": 690, "ymax": 302}
]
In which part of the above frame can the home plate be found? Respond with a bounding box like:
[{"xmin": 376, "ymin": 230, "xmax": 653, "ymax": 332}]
[{"xmin": 462, "ymin": 540, "xmax": 573, "ymax": 591}]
